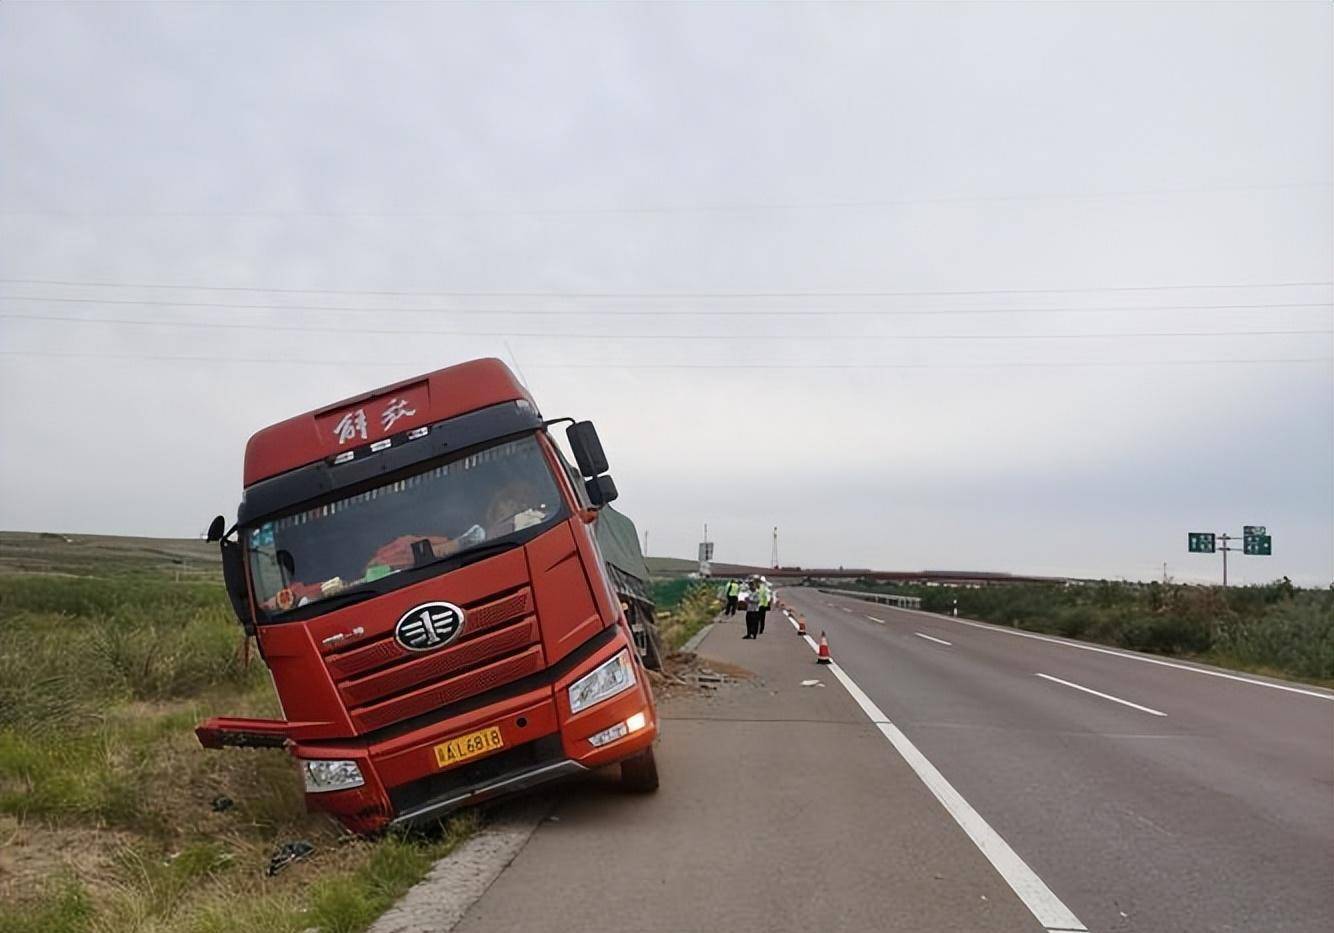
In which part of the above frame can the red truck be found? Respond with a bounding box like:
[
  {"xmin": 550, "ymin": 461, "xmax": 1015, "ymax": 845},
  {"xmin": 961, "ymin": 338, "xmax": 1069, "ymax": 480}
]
[{"xmin": 196, "ymin": 358, "xmax": 660, "ymax": 834}]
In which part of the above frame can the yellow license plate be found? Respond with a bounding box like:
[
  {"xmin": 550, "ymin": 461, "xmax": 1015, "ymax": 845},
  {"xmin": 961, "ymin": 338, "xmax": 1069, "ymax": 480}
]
[{"xmin": 433, "ymin": 726, "xmax": 504, "ymax": 770}]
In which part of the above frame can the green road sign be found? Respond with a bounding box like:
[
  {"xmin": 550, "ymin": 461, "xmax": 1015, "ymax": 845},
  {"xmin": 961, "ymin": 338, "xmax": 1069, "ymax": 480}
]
[
  {"xmin": 1243, "ymin": 534, "xmax": 1272, "ymax": 555},
  {"xmin": 1188, "ymin": 532, "xmax": 1216, "ymax": 553},
  {"xmin": 1244, "ymin": 525, "xmax": 1267, "ymax": 538}
]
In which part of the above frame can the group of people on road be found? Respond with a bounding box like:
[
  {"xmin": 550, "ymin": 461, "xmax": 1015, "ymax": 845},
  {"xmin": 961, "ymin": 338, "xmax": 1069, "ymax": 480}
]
[{"xmin": 721, "ymin": 576, "xmax": 774, "ymax": 640}]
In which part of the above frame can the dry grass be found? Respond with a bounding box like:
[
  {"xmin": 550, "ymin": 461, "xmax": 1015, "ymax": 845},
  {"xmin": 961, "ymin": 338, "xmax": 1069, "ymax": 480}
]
[{"xmin": 0, "ymin": 574, "xmax": 475, "ymax": 933}]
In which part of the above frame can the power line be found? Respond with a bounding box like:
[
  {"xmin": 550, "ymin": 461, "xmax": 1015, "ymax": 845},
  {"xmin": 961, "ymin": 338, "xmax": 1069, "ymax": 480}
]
[
  {"xmin": 2, "ymin": 312, "xmax": 1328, "ymax": 342},
  {"xmin": 1, "ymin": 349, "xmax": 1328, "ymax": 370},
  {"xmin": 0, "ymin": 277, "xmax": 1329, "ymax": 300},
  {"xmin": 1, "ymin": 181, "xmax": 1326, "ymax": 219},
  {"xmin": 1, "ymin": 294, "xmax": 1330, "ymax": 318}
]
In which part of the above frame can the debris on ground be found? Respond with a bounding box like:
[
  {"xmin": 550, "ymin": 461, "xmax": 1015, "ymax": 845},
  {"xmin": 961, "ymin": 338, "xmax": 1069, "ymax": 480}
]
[
  {"xmin": 645, "ymin": 651, "xmax": 755, "ymax": 699},
  {"xmin": 800, "ymin": 679, "xmax": 824, "ymax": 687},
  {"xmin": 210, "ymin": 795, "xmax": 234, "ymax": 813},
  {"xmin": 265, "ymin": 840, "xmax": 315, "ymax": 876}
]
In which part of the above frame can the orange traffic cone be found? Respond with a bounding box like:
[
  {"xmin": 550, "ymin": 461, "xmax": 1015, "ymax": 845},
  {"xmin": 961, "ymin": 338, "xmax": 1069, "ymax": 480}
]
[
  {"xmin": 796, "ymin": 614, "xmax": 807, "ymax": 637},
  {"xmin": 816, "ymin": 631, "xmax": 832, "ymax": 664}
]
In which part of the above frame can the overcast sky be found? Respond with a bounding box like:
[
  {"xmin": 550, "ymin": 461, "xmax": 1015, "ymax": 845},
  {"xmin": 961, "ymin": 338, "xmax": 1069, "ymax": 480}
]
[{"xmin": 2, "ymin": 3, "xmax": 1330, "ymax": 585}]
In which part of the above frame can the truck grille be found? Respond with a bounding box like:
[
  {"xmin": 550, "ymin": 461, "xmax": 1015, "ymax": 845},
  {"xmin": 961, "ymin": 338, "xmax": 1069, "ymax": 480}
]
[{"xmin": 323, "ymin": 586, "xmax": 543, "ymax": 732}]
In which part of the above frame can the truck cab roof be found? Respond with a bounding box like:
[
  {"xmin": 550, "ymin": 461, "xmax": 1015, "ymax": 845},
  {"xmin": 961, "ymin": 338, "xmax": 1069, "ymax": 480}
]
[{"xmin": 243, "ymin": 358, "xmax": 536, "ymax": 488}]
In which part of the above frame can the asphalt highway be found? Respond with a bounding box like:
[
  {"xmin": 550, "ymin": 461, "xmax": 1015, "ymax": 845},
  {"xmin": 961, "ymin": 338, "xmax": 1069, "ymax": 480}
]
[
  {"xmin": 450, "ymin": 613, "xmax": 1046, "ymax": 933},
  {"xmin": 781, "ymin": 587, "xmax": 1334, "ymax": 933}
]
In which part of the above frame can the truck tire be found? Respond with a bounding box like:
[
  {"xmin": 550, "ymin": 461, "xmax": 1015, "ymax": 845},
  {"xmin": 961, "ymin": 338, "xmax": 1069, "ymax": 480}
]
[{"xmin": 620, "ymin": 746, "xmax": 659, "ymax": 793}]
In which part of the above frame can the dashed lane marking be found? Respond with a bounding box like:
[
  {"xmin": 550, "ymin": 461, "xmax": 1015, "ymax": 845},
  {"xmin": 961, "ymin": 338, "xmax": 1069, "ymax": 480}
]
[{"xmin": 1035, "ymin": 673, "xmax": 1166, "ymax": 717}]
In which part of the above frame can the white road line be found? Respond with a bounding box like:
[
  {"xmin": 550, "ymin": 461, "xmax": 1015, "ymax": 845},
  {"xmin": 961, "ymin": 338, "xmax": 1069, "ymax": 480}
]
[
  {"xmin": 840, "ymin": 599, "xmax": 1334, "ymax": 703},
  {"xmin": 1035, "ymin": 673, "xmax": 1166, "ymax": 717},
  {"xmin": 797, "ymin": 633, "xmax": 1086, "ymax": 933},
  {"xmin": 841, "ymin": 606, "xmax": 853, "ymax": 613},
  {"xmin": 867, "ymin": 615, "xmax": 886, "ymax": 624},
  {"xmin": 914, "ymin": 632, "xmax": 952, "ymax": 646}
]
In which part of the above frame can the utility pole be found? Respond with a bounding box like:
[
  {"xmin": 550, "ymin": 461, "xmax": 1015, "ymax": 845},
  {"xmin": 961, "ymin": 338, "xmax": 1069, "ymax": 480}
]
[
  {"xmin": 770, "ymin": 526, "xmax": 779, "ymax": 569},
  {"xmin": 643, "ymin": 529, "xmax": 649, "ymax": 557}
]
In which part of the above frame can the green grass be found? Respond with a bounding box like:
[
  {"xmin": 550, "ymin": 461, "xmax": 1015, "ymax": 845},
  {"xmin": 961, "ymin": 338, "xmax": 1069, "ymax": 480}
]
[
  {"xmin": 652, "ymin": 579, "xmax": 719, "ymax": 650},
  {"xmin": 0, "ymin": 577, "xmax": 257, "ymax": 735},
  {"xmin": 0, "ymin": 531, "xmax": 220, "ymax": 580},
  {"xmin": 0, "ymin": 879, "xmax": 92, "ymax": 933},
  {"xmin": 836, "ymin": 578, "xmax": 1334, "ymax": 684},
  {"xmin": 0, "ymin": 573, "xmax": 476, "ymax": 932}
]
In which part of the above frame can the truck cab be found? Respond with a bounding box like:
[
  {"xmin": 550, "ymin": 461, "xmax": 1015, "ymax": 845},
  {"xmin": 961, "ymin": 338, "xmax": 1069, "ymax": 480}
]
[{"xmin": 197, "ymin": 358, "xmax": 659, "ymax": 834}]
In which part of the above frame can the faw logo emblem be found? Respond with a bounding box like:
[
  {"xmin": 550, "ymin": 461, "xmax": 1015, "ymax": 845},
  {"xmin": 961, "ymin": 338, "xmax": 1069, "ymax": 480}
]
[{"xmin": 394, "ymin": 602, "xmax": 465, "ymax": 652}]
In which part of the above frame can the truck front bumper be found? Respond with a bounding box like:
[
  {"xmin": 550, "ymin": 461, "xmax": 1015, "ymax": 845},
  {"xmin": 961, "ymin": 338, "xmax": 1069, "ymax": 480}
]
[
  {"xmin": 391, "ymin": 757, "xmax": 588, "ymax": 828},
  {"xmin": 295, "ymin": 625, "xmax": 658, "ymax": 834}
]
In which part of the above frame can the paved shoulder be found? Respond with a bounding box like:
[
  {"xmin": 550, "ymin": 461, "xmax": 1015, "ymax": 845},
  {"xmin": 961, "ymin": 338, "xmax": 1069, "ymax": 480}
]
[{"xmin": 450, "ymin": 614, "xmax": 1042, "ymax": 933}]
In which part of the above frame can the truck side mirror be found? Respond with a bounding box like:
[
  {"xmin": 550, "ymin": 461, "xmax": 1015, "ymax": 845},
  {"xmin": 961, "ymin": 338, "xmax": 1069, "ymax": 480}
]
[
  {"xmin": 585, "ymin": 474, "xmax": 618, "ymax": 508},
  {"xmin": 219, "ymin": 535, "xmax": 256, "ymax": 636},
  {"xmin": 207, "ymin": 515, "xmax": 226, "ymax": 542},
  {"xmin": 566, "ymin": 421, "xmax": 609, "ymax": 478}
]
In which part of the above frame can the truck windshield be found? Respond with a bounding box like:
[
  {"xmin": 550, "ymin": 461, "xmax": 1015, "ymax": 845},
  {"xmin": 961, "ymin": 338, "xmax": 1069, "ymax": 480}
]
[{"xmin": 246, "ymin": 435, "xmax": 564, "ymax": 618}]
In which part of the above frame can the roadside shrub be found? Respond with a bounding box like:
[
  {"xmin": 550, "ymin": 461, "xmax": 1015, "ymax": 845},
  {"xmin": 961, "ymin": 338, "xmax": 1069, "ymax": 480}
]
[
  {"xmin": 1050, "ymin": 605, "xmax": 1096, "ymax": 640},
  {"xmin": 1214, "ymin": 593, "xmax": 1334, "ymax": 680},
  {"xmin": 1115, "ymin": 610, "xmax": 1213, "ymax": 655},
  {"xmin": 648, "ymin": 581, "xmax": 718, "ymax": 650},
  {"xmin": 828, "ymin": 577, "xmax": 1331, "ymax": 683}
]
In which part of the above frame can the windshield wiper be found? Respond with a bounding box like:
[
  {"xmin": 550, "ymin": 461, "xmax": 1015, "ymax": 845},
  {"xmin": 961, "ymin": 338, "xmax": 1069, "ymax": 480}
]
[
  {"xmin": 418, "ymin": 539, "xmax": 521, "ymax": 575},
  {"xmin": 304, "ymin": 587, "xmax": 382, "ymax": 612}
]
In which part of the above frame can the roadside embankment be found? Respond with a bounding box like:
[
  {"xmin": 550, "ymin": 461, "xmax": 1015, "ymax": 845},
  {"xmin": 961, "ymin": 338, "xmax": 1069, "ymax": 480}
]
[
  {"xmin": 0, "ymin": 575, "xmax": 474, "ymax": 933},
  {"xmin": 649, "ymin": 578, "xmax": 719, "ymax": 651}
]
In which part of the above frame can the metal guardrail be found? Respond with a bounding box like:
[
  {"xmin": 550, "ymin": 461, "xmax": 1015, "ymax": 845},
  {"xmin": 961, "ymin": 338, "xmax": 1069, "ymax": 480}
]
[{"xmin": 818, "ymin": 587, "xmax": 922, "ymax": 610}]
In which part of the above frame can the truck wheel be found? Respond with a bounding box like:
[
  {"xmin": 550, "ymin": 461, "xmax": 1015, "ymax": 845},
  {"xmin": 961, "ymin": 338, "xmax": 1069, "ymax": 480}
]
[{"xmin": 620, "ymin": 747, "xmax": 659, "ymax": 793}]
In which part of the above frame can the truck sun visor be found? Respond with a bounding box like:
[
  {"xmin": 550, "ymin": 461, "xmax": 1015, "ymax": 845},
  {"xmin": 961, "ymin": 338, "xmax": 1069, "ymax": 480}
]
[{"xmin": 238, "ymin": 400, "xmax": 543, "ymax": 526}]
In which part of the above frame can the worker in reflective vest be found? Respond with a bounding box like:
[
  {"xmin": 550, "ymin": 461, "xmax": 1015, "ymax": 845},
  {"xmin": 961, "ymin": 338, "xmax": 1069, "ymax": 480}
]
[
  {"xmin": 757, "ymin": 581, "xmax": 772, "ymax": 634},
  {"xmin": 725, "ymin": 579, "xmax": 741, "ymax": 617}
]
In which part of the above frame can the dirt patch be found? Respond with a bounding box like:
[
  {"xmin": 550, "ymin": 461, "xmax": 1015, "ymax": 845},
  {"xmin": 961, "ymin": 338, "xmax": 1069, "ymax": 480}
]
[
  {"xmin": 646, "ymin": 651, "xmax": 756, "ymax": 700},
  {"xmin": 0, "ymin": 815, "xmax": 135, "ymax": 903}
]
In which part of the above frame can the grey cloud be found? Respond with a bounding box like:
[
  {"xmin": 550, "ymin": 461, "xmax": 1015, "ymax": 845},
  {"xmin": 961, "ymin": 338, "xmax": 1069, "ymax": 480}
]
[{"xmin": 1, "ymin": 2, "xmax": 1330, "ymax": 584}]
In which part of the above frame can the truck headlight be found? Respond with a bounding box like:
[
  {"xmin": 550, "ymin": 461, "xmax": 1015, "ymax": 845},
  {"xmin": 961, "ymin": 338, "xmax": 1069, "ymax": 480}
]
[
  {"xmin": 301, "ymin": 759, "xmax": 365, "ymax": 793},
  {"xmin": 568, "ymin": 649, "xmax": 636, "ymax": 714}
]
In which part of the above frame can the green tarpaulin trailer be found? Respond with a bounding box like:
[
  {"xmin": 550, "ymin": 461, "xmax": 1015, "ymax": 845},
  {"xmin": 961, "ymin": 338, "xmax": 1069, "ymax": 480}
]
[{"xmin": 594, "ymin": 506, "xmax": 664, "ymax": 670}]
